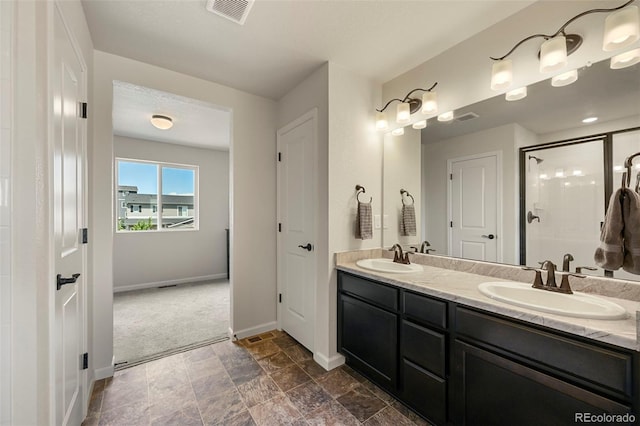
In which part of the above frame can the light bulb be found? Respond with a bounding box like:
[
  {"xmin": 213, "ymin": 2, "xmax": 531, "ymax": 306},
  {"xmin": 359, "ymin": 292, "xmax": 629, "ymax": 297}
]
[
  {"xmin": 505, "ymin": 87, "xmax": 527, "ymax": 101},
  {"xmin": 540, "ymin": 35, "xmax": 567, "ymax": 73},
  {"xmin": 603, "ymin": 6, "xmax": 639, "ymax": 51},
  {"xmin": 375, "ymin": 111, "xmax": 388, "ymax": 130},
  {"xmin": 391, "ymin": 127, "xmax": 405, "ymax": 136},
  {"xmin": 421, "ymin": 92, "xmax": 438, "ymax": 114},
  {"xmin": 551, "ymin": 69, "xmax": 578, "ymax": 87},
  {"xmin": 437, "ymin": 111, "xmax": 454, "ymax": 122},
  {"xmin": 610, "ymin": 48, "xmax": 640, "ymax": 69},
  {"xmin": 412, "ymin": 120, "xmax": 427, "ymax": 130}
]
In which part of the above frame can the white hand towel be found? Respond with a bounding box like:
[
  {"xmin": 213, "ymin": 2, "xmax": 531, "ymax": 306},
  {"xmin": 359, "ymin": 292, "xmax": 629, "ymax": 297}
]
[
  {"xmin": 594, "ymin": 188, "xmax": 625, "ymax": 271},
  {"xmin": 623, "ymin": 189, "xmax": 640, "ymax": 274},
  {"xmin": 401, "ymin": 204, "xmax": 416, "ymax": 237},
  {"xmin": 356, "ymin": 201, "xmax": 373, "ymax": 240}
]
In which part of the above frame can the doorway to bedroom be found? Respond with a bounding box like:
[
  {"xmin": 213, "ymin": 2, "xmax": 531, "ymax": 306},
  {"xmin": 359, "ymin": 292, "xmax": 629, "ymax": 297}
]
[{"xmin": 111, "ymin": 81, "xmax": 231, "ymax": 368}]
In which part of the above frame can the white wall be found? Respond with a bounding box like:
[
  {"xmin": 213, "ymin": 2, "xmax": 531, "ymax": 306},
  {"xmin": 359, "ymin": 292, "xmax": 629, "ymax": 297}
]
[
  {"xmin": 113, "ymin": 136, "xmax": 229, "ymax": 291},
  {"xmin": 539, "ymin": 115, "xmax": 640, "ymax": 144},
  {"xmin": 325, "ymin": 62, "xmax": 382, "ymax": 366},
  {"xmin": 383, "ymin": 128, "xmax": 422, "ymax": 247},
  {"xmin": 92, "ymin": 50, "xmax": 277, "ymax": 378}
]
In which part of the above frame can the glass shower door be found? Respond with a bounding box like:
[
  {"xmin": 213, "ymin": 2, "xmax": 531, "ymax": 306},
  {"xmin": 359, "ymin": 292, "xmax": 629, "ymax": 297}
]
[{"xmin": 524, "ymin": 140, "xmax": 605, "ymax": 272}]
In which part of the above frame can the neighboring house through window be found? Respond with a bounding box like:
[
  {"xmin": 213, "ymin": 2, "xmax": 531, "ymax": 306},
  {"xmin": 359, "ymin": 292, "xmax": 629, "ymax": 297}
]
[{"xmin": 116, "ymin": 159, "xmax": 198, "ymax": 231}]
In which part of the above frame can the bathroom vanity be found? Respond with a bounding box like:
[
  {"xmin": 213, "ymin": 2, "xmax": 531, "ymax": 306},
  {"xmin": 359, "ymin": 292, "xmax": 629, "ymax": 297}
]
[{"xmin": 337, "ymin": 252, "xmax": 640, "ymax": 425}]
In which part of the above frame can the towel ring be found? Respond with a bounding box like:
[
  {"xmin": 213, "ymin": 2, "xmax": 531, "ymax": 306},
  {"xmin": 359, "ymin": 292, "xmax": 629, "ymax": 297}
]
[
  {"xmin": 355, "ymin": 185, "xmax": 372, "ymax": 203},
  {"xmin": 400, "ymin": 189, "xmax": 415, "ymax": 206}
]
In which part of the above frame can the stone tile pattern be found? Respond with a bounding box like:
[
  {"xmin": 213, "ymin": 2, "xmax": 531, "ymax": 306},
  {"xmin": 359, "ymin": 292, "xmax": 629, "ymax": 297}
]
[{"xmin": 83, "ymin": 330, "xmax": 430, "ymax": 426}]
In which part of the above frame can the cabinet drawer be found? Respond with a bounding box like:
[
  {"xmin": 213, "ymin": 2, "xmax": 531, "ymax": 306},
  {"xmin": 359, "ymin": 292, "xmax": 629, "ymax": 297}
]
[
  {"xmin": 402, "ymin": 320, "xmax": 446, "ymax": 377},
  {"xmin": 339, "ymin": 272, "xmax": 398, "ymax": 311},
  {"xmin": 456, "ymin": 307, "xmax": 633, "ymax": 399},
  {"xmin": 403, "ymin": 291, "xmax": 447, "ymax": 329},
  {"xmin": 402, "ymin": 359, "xmax": 446, "ymax": 425}
]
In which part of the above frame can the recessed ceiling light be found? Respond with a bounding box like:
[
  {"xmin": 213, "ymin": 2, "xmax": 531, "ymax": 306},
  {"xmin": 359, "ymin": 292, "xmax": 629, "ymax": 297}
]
[
  {"xmin": 150, "ymin": 115, "xmax": 173, "ymax": 130},
  {"xmin": 582, "ymin": 116, "xmax": 598, "ymax": 124}
]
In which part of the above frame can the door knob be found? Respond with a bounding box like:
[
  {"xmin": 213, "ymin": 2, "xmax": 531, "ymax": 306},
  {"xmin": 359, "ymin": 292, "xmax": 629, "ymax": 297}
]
[
  {"xmin": 56, "ymin": 273, "xmax": 80, "ymax": 290},
  {"xmin": 298, "ymin": 243, "xmax": 313, "ymax": 252},
  {"xmin": 481, "ymin": 234, "xmax": 496, "ymax": 240}
]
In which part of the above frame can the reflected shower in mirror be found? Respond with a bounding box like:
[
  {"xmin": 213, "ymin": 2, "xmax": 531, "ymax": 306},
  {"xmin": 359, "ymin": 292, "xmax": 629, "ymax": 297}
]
[{"xmin": 382, "ymin": 57, "xmax": 640, "ymax": 280}]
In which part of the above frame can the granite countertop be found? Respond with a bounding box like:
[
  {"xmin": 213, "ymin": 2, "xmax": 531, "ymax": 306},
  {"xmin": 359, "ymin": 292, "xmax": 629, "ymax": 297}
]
[{"xmin": 336, "ymin": 251, "xmax": 640, "ymax": 352}]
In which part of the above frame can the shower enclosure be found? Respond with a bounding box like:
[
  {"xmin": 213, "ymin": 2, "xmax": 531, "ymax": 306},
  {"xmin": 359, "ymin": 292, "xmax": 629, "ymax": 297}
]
[{"xmin": 520, "ymin": 128, "xmax": 640, "ymax": 280}]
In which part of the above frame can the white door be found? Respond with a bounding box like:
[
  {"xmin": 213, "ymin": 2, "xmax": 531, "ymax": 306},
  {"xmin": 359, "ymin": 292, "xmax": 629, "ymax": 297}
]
[
  {"xmin": 53, "ymin": 5, "xmax": 87, "ymax": 425},
  {"xmin": 449, "ymin": 153, "xmax": 500, "ymax": 262},
  {"xmin": 277, "ymin": 110, "xmax": 316, "ymax": 351}
]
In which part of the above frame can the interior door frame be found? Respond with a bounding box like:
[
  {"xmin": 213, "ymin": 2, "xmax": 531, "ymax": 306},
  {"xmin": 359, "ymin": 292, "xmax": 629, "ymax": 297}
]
[
  {"xmin": 275, "ymin": 108, "xmax": 318, "ymax": 338},
  {"xmin": 447, "ymin": 150, "xmax": 503, "ymax": 262},
  {"xmin": 48, "ymin": 1, "xmax": 89, "ymax": 422}
]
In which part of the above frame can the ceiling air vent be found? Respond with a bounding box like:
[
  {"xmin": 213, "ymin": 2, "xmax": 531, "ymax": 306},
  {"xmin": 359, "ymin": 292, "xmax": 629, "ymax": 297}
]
[
  {"xmin": 206, "ymin": 0, "xmax": 255, "ymax": 25},
  {"xmin": 455, "ymin": 112, "xmax": 480, "ymax": 122}
]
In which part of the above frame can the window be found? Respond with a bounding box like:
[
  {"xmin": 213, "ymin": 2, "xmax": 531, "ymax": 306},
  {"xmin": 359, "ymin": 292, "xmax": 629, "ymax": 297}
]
[{"xmin": 116, "ymin": 159, "xmax": 197, "ymax": 232}]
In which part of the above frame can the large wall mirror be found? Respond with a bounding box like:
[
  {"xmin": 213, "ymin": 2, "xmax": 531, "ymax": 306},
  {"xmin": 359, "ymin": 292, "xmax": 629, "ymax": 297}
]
[{"xmin": 382, "ymin": 57, "xmax": 640, "ymax": 280}]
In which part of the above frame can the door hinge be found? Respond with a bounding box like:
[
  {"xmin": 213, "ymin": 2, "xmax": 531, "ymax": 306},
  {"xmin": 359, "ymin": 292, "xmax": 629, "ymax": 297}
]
[
  {"xmin": 80, "ymin": 102, "xmax": 88, "ymax": 119},
  {"xmin": 450, "ymin": 173, "xmax": 453, "ymax": 180},
  {"xmin": 278, "ymin": 223, "xmax": 282, "ymax": 232},
  {"xmin": 278, "ymin": 293, "xmax": 282, "ymax": 303},
  {"xmin": 82, "ymin": 352, "xmax": 88, "ymax": 370},
  {"xmin": 450, "ymin": 221, "xmax": 453, "ymax": 228},
  {"xmin": 278, "ymin": 152, "xmax": 282, "ymax": 162},
  {"xmin": 81, "ymin": 228, "xmax": 88, "ymax": 244}
]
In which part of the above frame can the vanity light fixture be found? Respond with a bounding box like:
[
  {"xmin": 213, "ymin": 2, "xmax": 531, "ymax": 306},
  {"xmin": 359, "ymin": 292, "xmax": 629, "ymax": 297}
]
[
  {"xmin": 610, "ymin": 47, "xmax": 640, "ymax": 68},
  {"xmin": 551, "ymin": 69, "xmax": 578, "ymax": 87},
  {"xmin": 489, "ymin": 0, "xmax": 638, "ymax": 89},
  {"xmin": 412, "ymin": 120, "xmax": 427, "ymax": 130},
  {"xmin": 505, "ymin": 86, "xmax": 527, "ymax": 101},
  {"xmin": 582, "ymin": 116, "xmax": 598, "ymax": 123},
  {"xmin": 150, "ymin": 114, "xmax": 173, "ymax": 130},
  {"xmin": 391, "ymin": 127, "xmax": 405, "ymax": 136},
  {"xmin": 437, "ymin": 111, "xmax": 454, "ymax": 122},
  {"xmin": 375, "ymin": 82, "xmax": 438, "ymax": 128}
]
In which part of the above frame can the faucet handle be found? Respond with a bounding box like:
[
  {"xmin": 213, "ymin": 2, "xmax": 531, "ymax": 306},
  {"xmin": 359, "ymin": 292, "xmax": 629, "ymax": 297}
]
[
  {"xmin": 424, "ymin": 248, "xmax": 436, "ymax": 254},
  {"xmin": 558, "ymin": 272, "xmax": 585, "ymax": 294},
  {"xmin": 522, "ymin": 267, "xmax": 544, "ymax": 289},
  {"xmin": 410, "ymin": 246, "xmax": 419, "ymax": 253},
  {"xmin": 575, "ymin": 266, "xmax": 597, "ymax": 274}
]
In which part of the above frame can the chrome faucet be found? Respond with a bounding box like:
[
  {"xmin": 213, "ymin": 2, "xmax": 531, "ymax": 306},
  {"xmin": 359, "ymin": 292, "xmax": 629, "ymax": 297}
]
[{"xmin": 389, "ymin": 244, "xmax": 410, "ymax": 264}]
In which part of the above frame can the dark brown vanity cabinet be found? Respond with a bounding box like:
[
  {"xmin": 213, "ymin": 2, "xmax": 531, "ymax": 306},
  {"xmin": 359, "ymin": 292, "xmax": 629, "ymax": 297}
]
[
  {"xmin": 337, "ymin": 272, "xmax": 399, "ymax": 391},
  {"xmin": 337, "ymin": 271, "xmax": 640, "ymax": 426}
]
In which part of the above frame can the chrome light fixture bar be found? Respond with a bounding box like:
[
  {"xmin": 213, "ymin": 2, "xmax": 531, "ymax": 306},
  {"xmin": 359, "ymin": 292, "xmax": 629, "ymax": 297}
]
[
  {"xmin": 490, "ymin": 0, "xmax": 639, "ymax": 91},
  {"xmin": 375, "ymin": 82, "xmax": 438, "ymax": 130}
]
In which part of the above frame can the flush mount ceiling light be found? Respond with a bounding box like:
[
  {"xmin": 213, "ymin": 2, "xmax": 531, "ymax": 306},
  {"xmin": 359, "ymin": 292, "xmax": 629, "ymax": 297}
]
[
  {"xmin": 489, "ymin": 0, "xmax": 638, "ymax": 90},
  {"xmin": 551, "ymin": 69, "xmax": 578, "ymax": 87},
  {"xmin": 505, "ymin": 86, "xmax": 527, "ymax": 101},
  {"xmin": 150, "ymin": 114, "xmax": 173, "ymax": 130},
  {"xmin": 375, "ymin": 82, "xmax": 438, "ymax": 129}
]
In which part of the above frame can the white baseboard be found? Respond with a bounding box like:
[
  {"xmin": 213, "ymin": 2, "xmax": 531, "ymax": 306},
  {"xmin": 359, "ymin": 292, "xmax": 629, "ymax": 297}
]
[
  {"xmin": 229, "ymin": 321, "xmax": 278, "ymax": 340},
  {"xmin": 313, "ymin": 351, "xmax": 345, "ymax": 371},
  {"xmin": 113, "ymin": 274, "xmax": 227, "ymax": 293},
  {"xmin": 94, "ymin": 356, "xmax": 114, "ymax": 380}
]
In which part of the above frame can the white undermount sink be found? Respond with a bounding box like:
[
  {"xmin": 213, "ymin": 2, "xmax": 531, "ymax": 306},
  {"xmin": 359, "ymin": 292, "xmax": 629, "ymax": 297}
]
[
  {"xmin": 356, "ymin": 258, "xmax": 423, "ymax": 274},
  {"xmin": 478, "ymin": 281, "xmax": 628, "ymax": 320}
]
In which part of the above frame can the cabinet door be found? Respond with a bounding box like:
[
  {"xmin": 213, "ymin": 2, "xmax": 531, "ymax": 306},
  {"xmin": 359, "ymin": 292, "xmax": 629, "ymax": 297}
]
[
  {"xmin": 452, "ymin": 340, "xmax": 632, "ymax": 426},
  {"xmin": 402, "ymin": 359, "xmax": 446, "ymax": 425},
  {"xmin": 339, "ymin": 293, "xmax": 398, "ymax": 390}
]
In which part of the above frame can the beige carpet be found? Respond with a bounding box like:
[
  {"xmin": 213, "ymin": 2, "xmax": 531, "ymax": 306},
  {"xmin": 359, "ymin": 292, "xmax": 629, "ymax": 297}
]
[{"xmin": 113, "ymin": 280, "xmax": 229, "ymax": 369}]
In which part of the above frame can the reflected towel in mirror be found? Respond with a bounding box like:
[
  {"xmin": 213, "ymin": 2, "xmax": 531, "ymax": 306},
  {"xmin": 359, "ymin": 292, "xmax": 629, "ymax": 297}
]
[
  {"xmin": 594, "ymin": 188, "xmax": 625, "ymax": 270},
  {"xmin": 356, "ymin": 201, "xmax": 373, "ymax": 240},
  {"xmin": 401, "ymin": 204, "xmax": 416, "ymax": 236},
  {"xmin": 623, "ymin": 189, "xmax": 640, "ymax": 274}
]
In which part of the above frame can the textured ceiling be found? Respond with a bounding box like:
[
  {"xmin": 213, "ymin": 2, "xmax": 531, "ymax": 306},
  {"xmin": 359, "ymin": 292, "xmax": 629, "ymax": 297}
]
[
  {"xmin": 82, "ymin": 0, "xmax": 536, "ymax": 100},
  {"xmin": 112, "ymin": 81, "xmax": 231, "ymax": 150}
]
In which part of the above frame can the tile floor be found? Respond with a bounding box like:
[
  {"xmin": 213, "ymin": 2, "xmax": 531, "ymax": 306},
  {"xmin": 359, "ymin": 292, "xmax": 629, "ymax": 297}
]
[{"xmin": 83, "ymin": 330, "xmax": 432, "ymax": 425}]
